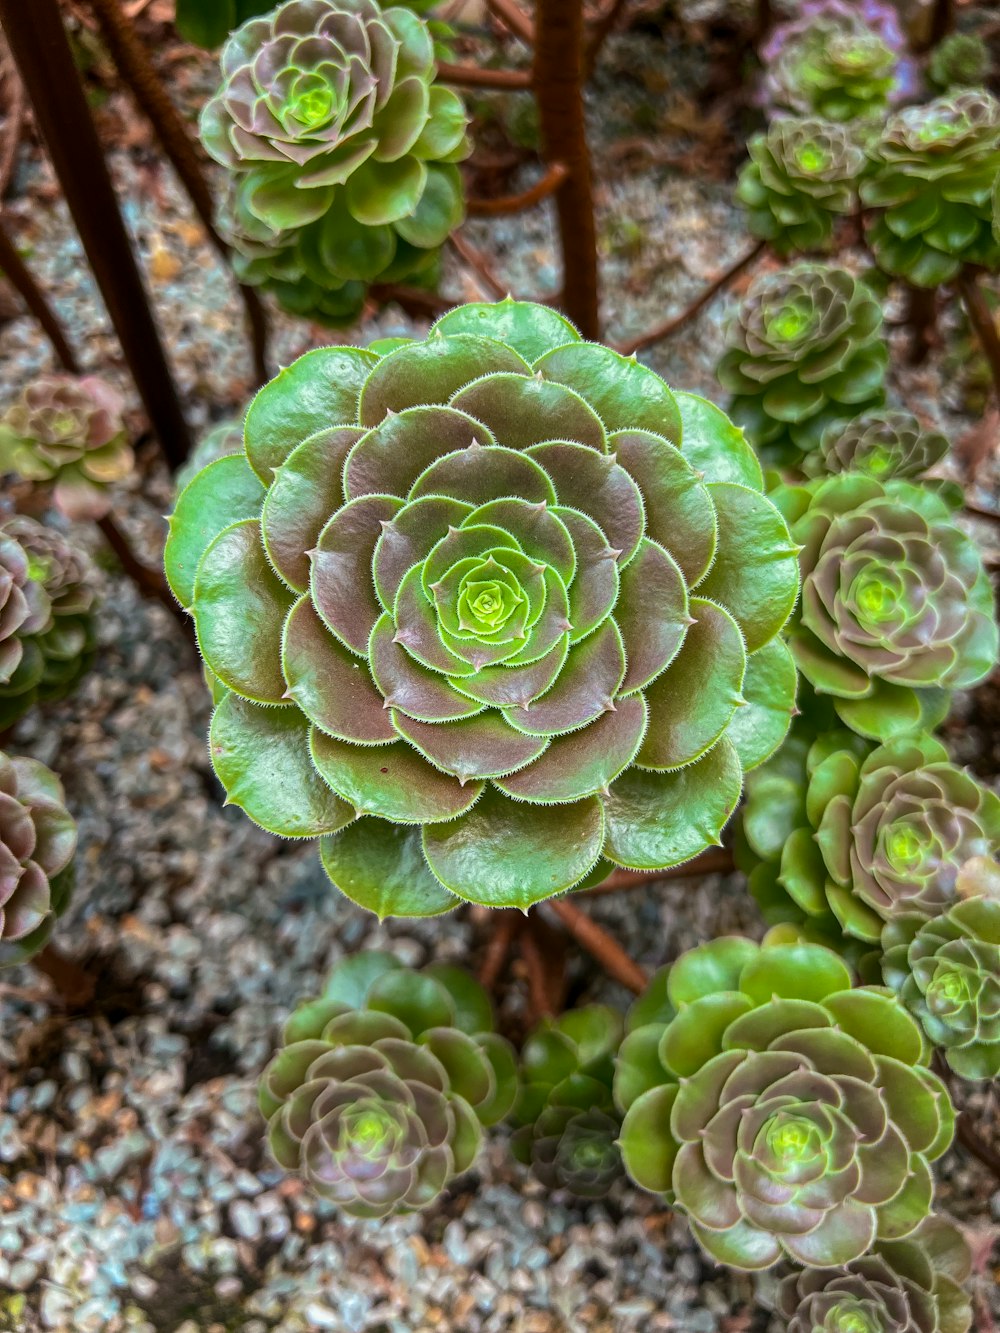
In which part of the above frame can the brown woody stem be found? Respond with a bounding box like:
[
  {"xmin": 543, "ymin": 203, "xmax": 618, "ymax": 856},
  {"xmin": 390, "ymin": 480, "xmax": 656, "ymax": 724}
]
[
  {"xmin": 86, "ymin": 0, "xmax": 269, "ymax": 387},
  {"xmin": 96, "ymin": 512, "xmax": 190, "ymax": 630},
  {"xmin": 584, "ymin": 849, "xmax": 736, "ymax": 896},
  {"xmin": 520, "ymin": 916, "xmax": 559, "ymax": 1017},
  {"xmin": 437, "ymin": 61, "xmax": 532, "ymax": 89},
  {"xmin": 956, "ymin": 1110, "xmax": 1000, "ymax": 1185},
  {"xmin": 0, "ymin": 61, "xmax": 25, "ymax": 199},
  {"xmin": 958, "ymin": 268, "xmax": 1000, "ymax": 412},
  {"xmin": 477, "ymin": 909, "xmax": 522, "ymax": 989},
  {"xmin": 0, "ymin": 214, "xmax": 80, "ymax": 371},
  {"xmin": 533, "ymin": 0, "xmax": 599, "ymax": 338},
  {"xmin": 616, "ymin": 240, "xmax": 766, "ymax": 356},
  {"xmin": 547, "ymin": 898, "xmax": 648, "ymax": 993},
  {"xmin": 31, "ymin": 944, "xmax": 97, "ymax": 1009},
  {"xmin": 448, "ymin": 231, "xmax": 509, "ymax": 300},
  {"xmin": 465, "ymin": 162, "xmax": 569, "ymax": 217},
  {"xmin": 487, "ymin": 0, "xmax": 534, "ymax": 44},
  {"xmin": 369, "ymin": 282, "xmax": 453, "ymax": 319},
  {"xmin": 904, "ymin": 284, "xmax": 937, "ymax": 366},
  {"xmin": 584, "ymin": 0, "xmax": 630, "ymax": 75}
]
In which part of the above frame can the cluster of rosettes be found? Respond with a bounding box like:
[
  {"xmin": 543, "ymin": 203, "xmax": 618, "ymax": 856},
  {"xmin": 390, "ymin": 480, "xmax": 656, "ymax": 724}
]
[
  {"xmin": 741, "ymin": 727, "xmax": 1000, "ymax": 943},
  {"xmin": 737, "ymin": 117, "xmax": 865, "ymax": 256},
  {"xmin": 510, "ymin": 1004, "xmax": 624, "ymax": 1199},
  {"xmin": 201, "ymin": 0, "xmax": 468, "ymax": 326},
  {"xmin": 776, "ymin": 1215, "xmax": 972, "ymax": 1333},
  {"xmin": 805, "ymin": 411, "xmax": 950, "ymax": 486},
  {"xmin": 718, "ymin": 265, "xmax": 888, "ymax": 463},
  {"xmin": 759, "ymin": 0, "xmax": 913, "ymax": 124},
  {"xmin": 0, "ymin": 517, "xmax": 99, "ymax": 729},
  {"xmin": 616, "ymin": 938, "xmax": 954, "ymax": 1271},
  {"xmin": 0, "ymin": 750, "xmax": 76, "ymax": 967},
  {"xmin": 258, "ymin": 952, "xmax": 516, "ymax": 1215},
  {"xmin": 771, "ymin": 474, "xmax": 997, "ymax": 740},
  {"xmin": 928, "ymin": 32, "xmax": 992, "ymax": 94},
  {"xmin": 0, "ymin": 374, "xmax": 132, "ymax": 520},
  {"xmin": 166, "ymin": 299, "xmax": 801, "ymax": 915},
  {"xmin": 862, "ymin": 91, "xmax": 1000, "ymax": 287}
]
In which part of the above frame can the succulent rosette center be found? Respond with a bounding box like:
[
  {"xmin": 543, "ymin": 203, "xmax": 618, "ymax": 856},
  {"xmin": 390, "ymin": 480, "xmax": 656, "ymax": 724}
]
[{"xmin": 827, "ymin": 1305, "xmax": 882, "ymax": 1333}]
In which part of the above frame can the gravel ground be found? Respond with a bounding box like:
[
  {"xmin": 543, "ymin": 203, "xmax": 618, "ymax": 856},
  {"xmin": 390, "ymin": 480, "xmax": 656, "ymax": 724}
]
[{"xmin": 0, "ymin": 13, "xmax": 998, "ymax": 1332}]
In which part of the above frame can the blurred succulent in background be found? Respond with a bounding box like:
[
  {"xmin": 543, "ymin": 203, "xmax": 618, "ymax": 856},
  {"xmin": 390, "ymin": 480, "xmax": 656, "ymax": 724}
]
[
  {"xmin": 928, "ymin": 32, "xmax": 992, "ymax": 94},
  {"xmin": 616, "ymin": 937, "xmax": 954, "ymax": 1269},
  {"xmin": 883, "ymin": 895, "xmax": 1000, "ymax": 1080},
  {"xmin": 775, "ymin": 1214, "xmax": 972, "ymax": 1333},
  {"xmin": 510, "ymin": 1005, "xmax": 624, "ymax": 1199},
  {"xmin": 175, "ymin": 419, "xmax": 245, "ymax": 493},
  {"xmin": 166, "ymin": 299, "xmax": 800, "ymax": 916},
  {"xmin": 259, "ymin": 952, "xmax": 517, "ymax": 1216},
  {"xmin": 0, "ymin": 750, "xmax": 76, "ymax": 967},
  {"xmin": 178, "ymin": 0, "xmax": 453, "ymax": 54},
  {"xmin": 862, "ymin": 91, "xmax": 1000, "ymax": 287},
  {"xmin": 0, "ymin": 374, "xmax": 132, "ymax": 520},
  {"xmin": 737, "ymin": 116, "xmax": 865, "ymax": 255},
  {"xmin": 0, "ymin": 518, "xmax": 99, "ymax": 729},
  {"xmin": 741, "ymin": 728, "xmax": 1000, "ymax": 943},
  {"xmin": 718, "ymin": 265, "xmax": 888, "ymax": 462},
  {"xmin": 771, "ymin": 474, "xmax": 997, "ymax": 738},
  {"xmin": 760, "ymin": 0, "xmax": 914, "ymax": 123},
  {"xmin": 804, "ymin": 409, "xmax": 950, "ymax": 484},
  {"xmin": 201, "ymin": 0, "xmax": 468, "ymax": 323}
]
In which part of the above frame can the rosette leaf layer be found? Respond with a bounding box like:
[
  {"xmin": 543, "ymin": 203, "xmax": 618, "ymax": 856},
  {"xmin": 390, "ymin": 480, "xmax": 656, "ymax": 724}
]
[
  {"xmin": 772, "ymin": 474, "xmax": 997, "ymax": 739},
  {"xmin": 165, "ymin": 299, "xmax": 801, "ymax": 914},
  {"xmin": 0, "ymin": 519, "xmax": 99, "ymax": 729},
  {"xmin": 737, "ymin": 117, "xmax": 866, "ymax": 256},
  {"xmin": 201, "ymin": 0, "xmax": 468, "ymax": 321},
  {"xmin": 176, "ymin": 419, "xmax": 246, "ymax": 493},
  {"xmin": 883, "ymin": 897, "xmax": 1000, "ymax": 1080},
  {"xmin": 511, "ymin": 1004, "xmax": 624, "ymax": 1199},
  {"xmin": 0, "ymin": 750, "xmax": 76, "ymax": 967},
  {"xmin": 259, "ymin": 951, "xmax": 517, "ymax": 1215},
  {"xmin": 806, "ymin": 411, "xmax": 950, "ymax": 484},
  {"xmin": 0, "ymin": 374, "xmax": 132, "ymax": 521},
  {"xmin": 616, "ymin": 938, "xmax": 955, "ymax": 1270},
  {"xmin": 741, "ymin": 728, "xmax": 1000, "ymax": 943},
  {"xmin": 862, "ymin": 91, "xmax": 1000, "ymax": 287},
  {"xmin": 718, "ymin": 265, "xmax": 888, "ymax": 462},
  {"xmin": 776, "ymin": 1215, "xmax": 973, "ymax": 1333}
]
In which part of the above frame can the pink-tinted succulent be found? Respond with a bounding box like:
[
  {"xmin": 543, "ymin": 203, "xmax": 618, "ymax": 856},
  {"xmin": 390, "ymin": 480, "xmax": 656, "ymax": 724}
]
[{"xmin": 0, "ymin": 750, "xmax": 76, "ymax": 959}]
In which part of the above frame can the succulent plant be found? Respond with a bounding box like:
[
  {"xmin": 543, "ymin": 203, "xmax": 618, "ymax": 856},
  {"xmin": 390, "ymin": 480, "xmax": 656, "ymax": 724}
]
[
  {"xmin": 165, "ymin": 299, "xmax": 800, "ymax": 915},
  {"xmin": 862, "ymin": 91, "xmax": 1000, "ymax": 287},
  {"xmin": 771, "ymin": 474, "xmax": 997, "ymax": 739},
  {"xmin": 616, "ymin": 937, "xmax": 955, "ymax": 1270},
  {"xmin": 511, "ymin": 1004, "xmax": 624, "ymax": 1199},
  {"xmin": 175, "ymin": 420, "xmax": 245, "ymax": 493},
  {"xmin": 737, "ymin": 116, "xmax": 866, "ymax": 256},
  {"xmin": 760, "ymin": 0, "xmax": 911, "ymax": 123},
  {"xmin": 0, "ymin": 749, "xmax": 76, "ymax": 967},
  {"xmin": 259, "ymin": 951, "xmax": 517, "ymax": 1215},
  {"xmin": 883, "ymin": 896, "xmax": 1000, "ymax": 1081},
  {"xmin": 804, "ymin": 410, "xmax": 950, "ymax": 484},
  {"xmin": 776, "ymin": 1214, "xmax": 972, "ymax": 1333},
  {"xmin": 200, "ymin": 0, "xmax": 468, "ymax": 313},
  {"xmin": 0, "ymin": 518, "xmax": 99, "ymax": 729},
  {"xmin": 928, "ymin": 32, "xmax": 992, "ymax": 94},
  {"xmin": 718, "ymin": 265, "xmax": 888, "ymax": 462},
  {"xmin": 0, "ymin": 375, "xmax": 132, "ymax": 520},
  {"xmin": 741, "ymin": 727, "xmax": 1000, "ymax": 943}
]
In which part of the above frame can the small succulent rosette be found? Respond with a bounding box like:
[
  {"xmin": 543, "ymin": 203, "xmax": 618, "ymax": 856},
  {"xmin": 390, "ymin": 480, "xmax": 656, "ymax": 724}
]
[
  {"xmin": 616, "ymin": 937, "xmax": 955, "ymax": 1270},
  {"xmin": 510, "ymin": 1004, "xmax": 624, "ymax": 1199},
  {"xmin": 741, "ymin": 726, "xmax": 1000, "ymax": 943},
  {"xmin": 770, "ymin": 473, "xmax": 997, "ymax": 741},
  {"xmin": 259, "ymin": 951, "xmax": 517, "ymax": 1216},
  {"xmin": 0, "ymin": 750, "xmax": 76, "ymax": 967},
  {"xmin": 0, "ymin": 374, "xmax": 132, "ymax": 520},
  {"xmin": 862, "ymin": 91, "xmax": 1000, "ymax": 287},
  {"xmin": 718, "ymin": 265, "xmax": 888, "ymax": 463},
  {"xmin": 201, "ymin": 0, "xmax": 469, "ymax": 324},
  {"xmin": 775, "ymin": 1214, "xmax": 972, "ymax": 1333},
  {"xmin": 737, "ymin": 116, "xmax": 866, "ymax": 256},
  {"xmin": 883, "ymin": 894, "xmax": 1000, "ymax": 1081},
  {"xmin": 166, "ymin": 299, "xmax": 801, "ymax": 916},
  {"xmin": 804, "ymin": 410, "xmax": 951, "ymax": 491},
  {"xmin": 928, "ymin": 32, "xmax": 992, "ymax": 94},
  {"xmin": 0, "ymin": 518, "xmax": 100, "ymax": 729}
]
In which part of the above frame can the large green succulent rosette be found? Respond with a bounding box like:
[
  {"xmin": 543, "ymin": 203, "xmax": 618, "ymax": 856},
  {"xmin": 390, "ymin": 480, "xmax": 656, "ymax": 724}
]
[
  {"xmin": 741, "ymin": 727, "xmax": 1000, "ymax": 943},
  {"xmin": 772, "ymin": 473, "xmax": 997, "ymax": 741},
  {"xmin": 883, "ymin": 897, "xmax": 1000, "ymax": 1081},
  {"xmin": 259, "ymin": 951, "xmax": 517, "ymax": 1216},
  {"xmin": 776, "ymin": 1214, "xmax": 972, "ymax": 1333},
  {"xmin": 616, "ymin": 938, "xmax": 954, "ymax": 1271},
  {"xmin": 165, "ymin": 300, "xmax": 800, "ymax": 914},
  {"xmin": 510, "ymin": 1004, "xmax": 624, "ymax": 1199},
  {"xmin": 718, "ymin": 265, "xmax": 888, "ymax": 464},
  {"xmin": 862, "ymin": 91, "xmax": 1000, "ymax": 287}
]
